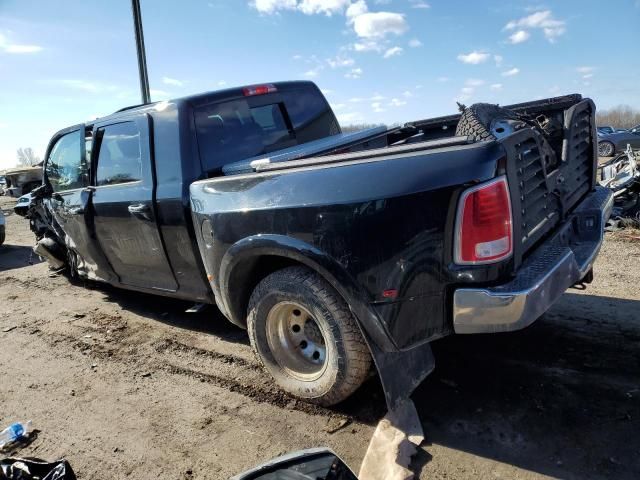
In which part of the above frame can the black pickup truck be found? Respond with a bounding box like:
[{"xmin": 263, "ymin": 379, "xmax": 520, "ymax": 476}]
[{"xmin": 28, "ymin": 81, "xmax": 612, "ymax": 408}]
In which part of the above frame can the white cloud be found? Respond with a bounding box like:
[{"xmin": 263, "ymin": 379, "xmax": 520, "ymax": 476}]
[
  {"xmin": 298, "ymin": 0, "xmax": 351, "ymax": 16},
  {"xmin": 345, "ymin": 67, "xmax": 363, "ymax": 79},
  {"xmin": 337, "ymin": 111, "xmax": 364, "ymax": 124},
  {"xmin": 408, "ymin": 38, "xmax": 422, "ymax": 48},
  {"xmin": 251, "ymin": 0, "xmax": 297, "ymax": 14},
  {"xmin": 331, "ymin": 102, "xmax": 346, "ymax": 110},
  {"xmin": 508, "ymin": 30, "xmax": 530, "ymax": 44},
  {"xmin": 582, "ymin": 73, "xmax": 593, "ymax": 79},
  {"xmin": 504, "ymin": 10, "xmax": 566, "ymax": 43},
  {"xmin": 402, "ymin": 90, "xmax": 413, "ymax": 98},
  {"xmin": 321, "ymin": 88, "xmax": 334, "ymax": 95},
  {"xmin": 218, "ymin": 80, "xmax": 228, "ymax": 87},
  {"xmin": 346, "ymin": 0, "xmax": 368, "ymax": 23},
  {"xmin": 348, "ymin": 97, "xmax": 365, "ymax": 103},
  {"xmin": 409, "ymin": 0, "xmax": 430, "ymax": 8},
  {"xmin": 371, "ymin": 102, "xmax": 386, "ymax": 113},
  {"xmin": 494, "ymin": 54, "xmax": 503, "ymax": 66},
  {"xmin": 162, "ymin": 76, "xmax": 183, "ymax": 87},
  {"xmin": 292, "ymin": 54, "xmax": 303, "ymax": 60},
  {"xmin": 501, "ymin": 67, "xmax": 520, "ymax": 76},
  {"xmin": 304, "ymin": 68, "xmax": 321, "ymax": 78},
  {"xmin": 352, "ymin": 40, "xmax": 384, "ymax": 52},
  {"xmin": 490, "ymin": 83, "xmax": 503, "ymax": 90},
  {"xmin": 58, "ymin": 80, "xmax": 118, "ymax": 94},
  {"xmin": 353, "ymin": 12, "xmax": 408, "ymax": 39},
  {"xmin": 252, "ymin": 0, "xmax": 350, "ymax": 15},
  {"xmin": 371, "ymin": 93, "xmax": 386, "ymax": 101},
  {"xmin": 465, "ymin": 78, "xmax": 485, "ymax": 87},
  {"xmin": 456, "ymin": 86, "xmax": 474, "ymax": 102},
  {"xmin": 389, "ymin": 98, "xmax": 406, "ymax": 107},
  {"xmin": 383, "ymin": 46, "xmax": 403, "ymax": 58},
  {"xmin": 457, "ymin": 51, "xmax": 490, "ymax": 65},
  {"xmin": 0, "ymin": 33, "xmax": 42, "ymax": 54},
  {"xmin": 577, "ymin": 66, "xmax": 594, "ymax": 74},
  {"xmin": 327, "ymin": 55, "xmax": 355, "ymax": 68},
  {"xmin": 437, "ymin": 76, "xmax": 449, "ymax": 82},
  {"xmin": 150, "ymin": 89, "xmax": 170, "ymax": 98}
]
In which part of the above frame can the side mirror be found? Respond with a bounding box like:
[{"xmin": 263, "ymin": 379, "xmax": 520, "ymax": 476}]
[{"xmin": 231, "ymin": 448, "xmax": 358, "ymax": 480}]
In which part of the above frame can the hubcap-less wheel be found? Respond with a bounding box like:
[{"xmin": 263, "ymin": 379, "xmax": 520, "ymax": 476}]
[
  {"xmin": 265, "ymin": 301, "xmax": 327, "ymax": 381},
  {"xmin": 247, "ymin": 266, "xmax": 372, "ymax": 405},
  {"xmin": 598, "ymin": 141, "xmax": 614, "ymax": 157}
]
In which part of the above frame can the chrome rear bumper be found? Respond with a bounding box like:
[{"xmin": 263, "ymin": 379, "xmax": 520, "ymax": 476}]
[{"xmin": 453, "ymin": 186, "xmax": 613, "ymax": 334}]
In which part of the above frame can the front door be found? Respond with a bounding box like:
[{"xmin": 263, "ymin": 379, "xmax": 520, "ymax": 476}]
[
  {"xmin": 90, "ymin": 115, "xmax": 178, "ymax": 291},
  {"xmin": 44, "ymin": 126, "xmax": 116, "ymax": 282}
]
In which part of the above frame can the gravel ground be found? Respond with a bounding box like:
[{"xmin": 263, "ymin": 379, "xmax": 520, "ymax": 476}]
[{"xmin": 0, "ymin": 194, "xmax": 639, "ymax": 479}]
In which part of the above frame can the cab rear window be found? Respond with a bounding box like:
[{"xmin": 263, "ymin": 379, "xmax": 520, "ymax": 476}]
[{"xmin": 194, "ymin": 86, "xmax": 338, "ymax": 172}]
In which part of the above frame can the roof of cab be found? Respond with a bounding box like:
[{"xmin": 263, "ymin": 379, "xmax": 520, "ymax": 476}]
[{"xmin": 94, "ymin": 80, "xmax": 319, "ymax": 124}]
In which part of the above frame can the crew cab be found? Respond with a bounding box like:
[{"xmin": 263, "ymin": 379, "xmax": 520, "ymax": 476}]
[{"xmin": 30, "ymin": 82, "xmax": 612, "ymax": 408}]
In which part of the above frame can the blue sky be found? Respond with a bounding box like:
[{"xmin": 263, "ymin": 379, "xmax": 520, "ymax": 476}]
[{"xmin": 1, "ymin": 0, "xmax": 639, "ymax": 169}]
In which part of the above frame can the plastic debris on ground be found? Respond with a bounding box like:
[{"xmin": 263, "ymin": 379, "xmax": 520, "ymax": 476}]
[{"xmin": 0, "ymin": 458, "xmax": 76, "ymax": 480}]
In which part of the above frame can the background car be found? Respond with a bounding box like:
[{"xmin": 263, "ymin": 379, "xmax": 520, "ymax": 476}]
[
  {"xmin": 598, "ymin": 128, "xmax": 640, "ymax": 156},
  {"xmin": 13, "ymin": 192, "xmax": 32, "ymax": 217},
  {"xmin": 597, "ymin": 125, "xmax": 616, "ymax": 134}
]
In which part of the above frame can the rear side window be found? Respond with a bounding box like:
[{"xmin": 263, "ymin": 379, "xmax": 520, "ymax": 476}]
[
  {"xmin": 280, "ymin": 88, "xmax": 338, "ymax": 143},
  {"xmin": 95, "ymin": 122, "xmax": 142, "ymax": 186},
  {"xmin": 194, "ymin": 85, "xmax": 339, "ymax": 172},
  {"xmin": 46, "ymin": 130, "xmax": 84, "ymax": 192}
]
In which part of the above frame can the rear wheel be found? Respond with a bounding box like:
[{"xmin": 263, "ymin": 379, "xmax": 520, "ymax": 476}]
[
  {"xmin": 598, "ymin": 141, "xmax": 615, "ymax": 157},
  {"xmin": 247, "ymin": 266, "xmax": 371, "ymax": 406}
]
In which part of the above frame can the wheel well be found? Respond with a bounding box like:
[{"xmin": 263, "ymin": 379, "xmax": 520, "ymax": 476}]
[{"xmin": 227, "ymin": 255, "xmax": 302, "ymax": 327}]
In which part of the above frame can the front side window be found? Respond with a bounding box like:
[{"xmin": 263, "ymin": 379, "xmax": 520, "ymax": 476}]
[
  {"xmin": 95, "ymin": 122, "xmax": 142, "ymax": 186},
  {"xmin": 45, "ymin": 130, "xmax": 84, "ymax": 192}
]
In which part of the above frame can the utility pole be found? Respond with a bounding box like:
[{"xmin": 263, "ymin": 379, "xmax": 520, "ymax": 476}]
[{"xmin": 131, "ymin": 0, "xmax": 151, "ymax": 104}]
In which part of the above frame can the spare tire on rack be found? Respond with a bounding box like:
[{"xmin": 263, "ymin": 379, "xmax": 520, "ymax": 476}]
[{"xmin": 455, "ymin": 103, "xmax": 527, "ymax": 141}]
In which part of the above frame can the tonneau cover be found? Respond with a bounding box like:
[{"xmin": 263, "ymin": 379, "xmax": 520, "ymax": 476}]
[{"xmin": 221, "ymin": 126, "xmax": 389, "ymax": 175}]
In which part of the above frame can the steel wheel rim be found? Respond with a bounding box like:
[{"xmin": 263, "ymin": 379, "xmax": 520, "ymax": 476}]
[
  {"xmin": 599, "ymin": 142, "xmax": 613, "ymax": 157},
  {"xmin": 265, "ymin": 301, "xmax": 328, "ymax": 381}
]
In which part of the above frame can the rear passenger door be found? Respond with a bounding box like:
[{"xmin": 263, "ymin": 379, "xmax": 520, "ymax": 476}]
[{"xmin": 90, "ymin": 115, "xmax": 178, "ymax": 291}]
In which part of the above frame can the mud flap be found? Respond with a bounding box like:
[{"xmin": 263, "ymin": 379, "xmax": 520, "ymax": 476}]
[
  {"xmin": 368, "ymin": 339, "xmax": 435, "ymax": 412},
  {"xmin": 360, "ymin": 340, "xmax": 433, "ymax": 480}
]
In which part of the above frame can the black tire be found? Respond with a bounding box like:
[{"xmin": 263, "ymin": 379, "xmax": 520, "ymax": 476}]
[
  {"xmin": 598, "ymin": 141, "xmax": 615, "ymax": 157},
  {"xmin": 247, "ymin": 266, "xmax": 372, "ymax": 406},
  {"xmin": 0, "ymin": 226, "xmax": 5, "ymax": 246},
  {"xmin": 455, "ymin": 103, "xmax": 521, "ymax": 141}
]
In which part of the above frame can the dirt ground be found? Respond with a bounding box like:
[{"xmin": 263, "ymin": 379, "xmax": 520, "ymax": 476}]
[{"xmin": 0, "ymin": 194, "xmax": 639, "ymax": 480}]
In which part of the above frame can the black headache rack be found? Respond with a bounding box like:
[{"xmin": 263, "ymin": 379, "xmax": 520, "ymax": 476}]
[{"xmin": 500, "ymin": 98, "xmax": 597, "ymax": 268}]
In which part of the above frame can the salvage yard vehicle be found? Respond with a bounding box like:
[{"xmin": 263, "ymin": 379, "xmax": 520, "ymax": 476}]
[
  {"xmin": 597, "ymin": 126, "xmax": 640, "ymax": 156},
  {"xmin": 26, "ymin": 82, "xmax": 613, "ymax": 408},
  {"xmin": 13, "ymin": 193, "xmax": 32, "ymax": 217}
]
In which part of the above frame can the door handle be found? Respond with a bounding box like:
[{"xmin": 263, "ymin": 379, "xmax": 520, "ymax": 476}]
[
  {"xmin": 128, "ymin": 204, "xmax": 150, "ymax": 214},
  {"xmin": 128, "ymin": 203, "xmax": 152, "ymax": 220}
]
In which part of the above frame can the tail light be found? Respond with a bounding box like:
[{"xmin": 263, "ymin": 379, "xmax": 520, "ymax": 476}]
[
  {"xmin": 454, "ymin": 176, "xmax": 513, "ymax": 265},
  {"xmin": 243, "ymin": 84, "xmax": 277, "ymax": 96}
]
